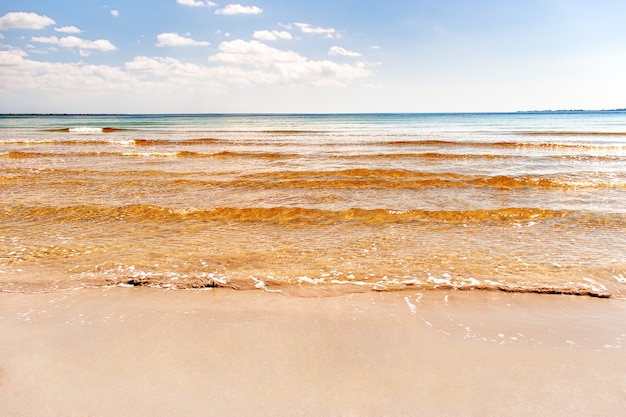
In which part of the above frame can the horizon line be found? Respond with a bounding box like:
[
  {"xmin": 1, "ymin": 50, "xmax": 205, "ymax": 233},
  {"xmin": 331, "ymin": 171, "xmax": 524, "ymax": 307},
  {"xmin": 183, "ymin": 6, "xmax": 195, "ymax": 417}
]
[{"xmin": 2, "ymin": 108, "xmax": 626, "ymax": 117}]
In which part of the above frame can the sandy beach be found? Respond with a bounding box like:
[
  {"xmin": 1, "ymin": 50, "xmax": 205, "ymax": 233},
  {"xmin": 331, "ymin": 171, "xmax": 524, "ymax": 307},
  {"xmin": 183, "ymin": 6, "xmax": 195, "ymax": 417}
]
[{"xmin": 1, "ymin": 288, "xmax": 624, "ymax": 416}]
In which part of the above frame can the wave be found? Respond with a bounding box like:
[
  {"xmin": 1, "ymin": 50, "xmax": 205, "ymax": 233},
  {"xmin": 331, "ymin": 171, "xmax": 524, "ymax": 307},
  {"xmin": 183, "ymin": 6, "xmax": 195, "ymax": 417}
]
[
  {"xmin": 234, "ymin": 170, "xmax": 625, "ymax": 190},
  {"xmin": 0, "ymin": 135, "xmax": 626, "ymax": 156},
  {"xmin": 96, "ymin": 274, "xmax": 613, "ymax": 298},
  {"xmin": 4, "ymin": 204, "xmax": 624, "ymax": 227},
  {"xmin": 0, "ymin": 271, "xmax": 613, "ymax": 298},
  {"xmin": 261, "ymin": 130, "xmax": 323, "ymax": 134},
  {"xmin": 0, "ymin": 264, "xmax": 613, "ymax": 298},
  {"xmin": 385, "ymin": 139, "xmax": 626, "ymax": 150},
  {"xmin": 1, "ymin": 151, "xmax": 59, "ymax": 159},
  {"xmin": 4, "ymin": 148, "xmax": 626, "ymax": 165},
  {"xmin": 44, "ymin": 127, "xmax": 131, "ymax": 133},
  {"xmin": 341, "ymin": 152, "xmax": 516, "ymax": 160},
  {"xmin": 133, "ymin": 138, "xmax": 223, "ymax": 146},
  {"xmin": 175, "ymin": 150, "xmax": 297, "ymax": 159},
  {"xmin": 0, "ymin": 137, "xmax": 226, "ymax": 146},
  {"xmin": 520, "ymin": 130, "xmax": 626, "ymax": 136},
  {"xmin": 3, "ymin": 166, "xmax": 624, "ymax": 190},
  {"xmin": 0, "ymin": 150, "xmax": 300, "ymax": 160},
  {"xmin": 3, "ymin": 147, "xmax": 626, "ymax": 164}
]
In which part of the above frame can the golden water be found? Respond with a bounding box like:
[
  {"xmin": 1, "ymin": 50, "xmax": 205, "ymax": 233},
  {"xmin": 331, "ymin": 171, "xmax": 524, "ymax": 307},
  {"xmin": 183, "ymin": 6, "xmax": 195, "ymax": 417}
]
[{"xmin": 1, "ymin": 113, "xmax": 625, "ymax": 297}]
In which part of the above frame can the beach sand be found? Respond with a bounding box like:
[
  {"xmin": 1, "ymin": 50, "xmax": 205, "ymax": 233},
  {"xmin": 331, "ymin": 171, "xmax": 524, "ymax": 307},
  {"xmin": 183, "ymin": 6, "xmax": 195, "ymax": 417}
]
[{"xmin": 1, "ymin": 288, "xmax": 624, "ymax": 416}]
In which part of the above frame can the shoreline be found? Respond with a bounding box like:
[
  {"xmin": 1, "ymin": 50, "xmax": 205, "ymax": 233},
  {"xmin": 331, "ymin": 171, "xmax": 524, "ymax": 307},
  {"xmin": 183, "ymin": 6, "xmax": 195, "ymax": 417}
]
[{"xmin": 1, "ymin": 288, "xmax": 625, "ymax": 416}]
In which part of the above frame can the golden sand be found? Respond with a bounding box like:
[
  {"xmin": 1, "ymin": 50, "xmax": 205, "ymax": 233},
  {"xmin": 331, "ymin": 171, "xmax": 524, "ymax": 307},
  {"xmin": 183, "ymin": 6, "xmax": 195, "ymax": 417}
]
[{"xmin": 1, "ymin": 288, "xmax": 624, "ymax": 416}]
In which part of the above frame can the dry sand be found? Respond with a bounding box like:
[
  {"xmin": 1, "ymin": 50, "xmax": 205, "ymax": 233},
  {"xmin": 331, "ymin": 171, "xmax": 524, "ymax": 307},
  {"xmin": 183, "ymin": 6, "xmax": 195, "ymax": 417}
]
[{"xmin": 1, "ymin": 288, "xmax": 625, "ymax": 416}]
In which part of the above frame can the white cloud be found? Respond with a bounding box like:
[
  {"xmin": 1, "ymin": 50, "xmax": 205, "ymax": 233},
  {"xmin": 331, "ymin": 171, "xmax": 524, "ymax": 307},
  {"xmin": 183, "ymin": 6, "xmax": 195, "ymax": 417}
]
[
  {"xmin": 0, "ymin": 12, "xmax": 55, "ymax": 30},
  {"xmin": 253, "ymin": 30, "xmax": 292, "ymax": 41},
  {"xmin": 126, "ymin": 55, "xmax": 265, "ymax": 91},
  {"xmin": 127, "ymin": 56, "xmax": 205, "ymax": 77},
  {"xmin": 210, "ymin": 39, "xmax": 303, "ymax": 66},
  {"xmin": 156, "ymin": 32, "xmax": 210, "ymax": 47},
  {"xmin": 293, "ymin": 22, "xmax": 337, "ymax": 38},
  {"xmin": 31, "ymin": 35, "xmax": 117, "ymax": 52},
  {"xmin": 0, "ymin": 48, "xmax": 27, "ymax": 60},
  {"xmin": 329, "ymin": 46, "xmax": 362, "ymax": 57},
  {"xmin": 55, "ymin": 26, "xmax": 82, "ymax": 34},
  {"xmin": 0, "ymin": 33, "xmax": 4, "ymax": 39},
  {"xmin": 0, "ymin": 48, "xmax": 133, "ymax": 93},
  {"xmin": 110, "ymin": 10, "xmax": 120, "ymax": 17},
  {"xmin": 209, "ymin": 39, "xmax": 371, "ymax": 86},
  {"xmin": 215, "ymin": 4, "xmax": 263, "ymax": 15},
  {"xmin": 177, "ymin": 0, "xmax": 217, "ymax": 6},
  {"xmin": 0, "ymin": 39, "xmax": 372, "ymax": 110},
  {"xmin": 126, "ymin": 39, "xmax": 372, "ymax": 88}
]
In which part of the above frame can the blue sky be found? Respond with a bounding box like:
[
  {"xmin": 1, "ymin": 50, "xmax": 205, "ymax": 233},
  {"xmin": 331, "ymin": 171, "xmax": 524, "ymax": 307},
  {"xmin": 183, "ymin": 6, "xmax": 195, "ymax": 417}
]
[{"xmin": 1, "ymin": 0, "xmax": 625, "ymax": 113}]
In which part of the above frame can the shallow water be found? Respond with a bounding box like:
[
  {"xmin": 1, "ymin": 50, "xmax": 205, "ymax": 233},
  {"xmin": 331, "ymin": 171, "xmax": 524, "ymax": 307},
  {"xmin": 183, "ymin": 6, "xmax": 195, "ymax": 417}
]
[{"xmin": 1, "ymin": 112, "xmax": 625, "ymax": 297}]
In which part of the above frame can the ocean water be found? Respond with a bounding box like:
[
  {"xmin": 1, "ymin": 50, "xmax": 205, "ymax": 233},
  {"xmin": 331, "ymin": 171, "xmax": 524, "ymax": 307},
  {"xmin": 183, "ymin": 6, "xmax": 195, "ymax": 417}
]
[{"xmin": 1, "ymin": 112, "xmax": 625, "ymax": 297}]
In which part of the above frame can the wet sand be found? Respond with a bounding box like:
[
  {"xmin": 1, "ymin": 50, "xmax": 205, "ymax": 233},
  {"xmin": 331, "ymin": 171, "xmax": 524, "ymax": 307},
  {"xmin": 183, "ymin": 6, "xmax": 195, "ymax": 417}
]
[{"xmin": 1, "ymin": 288, "xmax": 625, "ymax": 416}]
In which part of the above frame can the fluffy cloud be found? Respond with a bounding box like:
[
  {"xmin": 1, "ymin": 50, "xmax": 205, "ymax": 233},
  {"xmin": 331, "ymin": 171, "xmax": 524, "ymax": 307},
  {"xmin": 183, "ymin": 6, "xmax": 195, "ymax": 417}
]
[
  {"xmin": 126, "ymin": 39, "xmax": 371, "ymax": 87},
  {"xmin": 215, "ymin": 4, "xmax": 263, "ymax": 15},
  {"xmin": 253, "ymin": 30, "xmax": 292, "ymax": 41},
  {"xmin": 110, "ymin": 10, "xmax": 120, "ymax": 17},
  {"xmin": 293, "ymin": 22, "xmax": 337, "ymax": 38},
  {"xmin": 210, "ymin": 40, "xmax": 302, "ymax": 66},
  {"xmin": 0, "ymin": 12, "xmax": 55, "ymax": 30},
  {"xmin": 127, "ymin": 56, "xmax": 207, "ymax": 78},
  {"xmin": 0, "ymin": 38, "xmax": 371, "ymax": 107},
  {"xmin": 329, "ymin": 46, "xmax": 361, "ymax": 57},
  {"xmin": 156, "ymin": 33, "xmax": 210, "ymax": 47},
  {"xmin": 31, "ymin": 35, "xmax": 117, "ymax": 52},
  {"xmin": 55, "ymin": 26, "xmax": 82, "ymax": 34},
  {"xmin": 0, "ymin": 49, "xmax": 132, "ymax": 93},
  {"xmin": 177, "ymin": 0, "xmax": 217, "ymax": 6},
  {"xmin": 209, "ymin": 39, "xmax": 371, "ymax": 86}
]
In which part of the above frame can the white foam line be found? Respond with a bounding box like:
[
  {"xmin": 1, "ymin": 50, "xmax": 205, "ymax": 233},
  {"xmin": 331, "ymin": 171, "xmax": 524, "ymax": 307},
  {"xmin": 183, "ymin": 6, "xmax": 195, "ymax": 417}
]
[
  {"xmin": 299, "ymin": 276, "xmax": 325, "ymax": 285},
  {"xmin": 329, "ymin": 279, "xmax": 367, "ymax": 286},
  {"xmin": 612, "ymin": 274, "xmax": 626, "ymax": 283},
  {"xmin": 69, "ymin": 127, "xmax": 103, "ymax": 133}
]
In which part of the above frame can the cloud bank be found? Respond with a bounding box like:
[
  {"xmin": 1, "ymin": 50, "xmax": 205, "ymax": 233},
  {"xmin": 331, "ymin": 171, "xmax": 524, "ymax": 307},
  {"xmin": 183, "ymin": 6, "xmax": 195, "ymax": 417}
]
[
  {"xmin": 0, "ymin": 36, "xmax": 371, "ymax": 99},
  {"xmin": 0, "ymin": 6, "xmax": 375, "ymax": 111}
]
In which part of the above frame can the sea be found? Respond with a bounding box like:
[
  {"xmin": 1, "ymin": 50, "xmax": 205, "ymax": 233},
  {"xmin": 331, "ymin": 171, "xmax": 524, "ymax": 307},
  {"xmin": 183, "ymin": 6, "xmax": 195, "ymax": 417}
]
[{"xmin": 1, "ymin": 112, "xmax": 625, "ymax": 298}]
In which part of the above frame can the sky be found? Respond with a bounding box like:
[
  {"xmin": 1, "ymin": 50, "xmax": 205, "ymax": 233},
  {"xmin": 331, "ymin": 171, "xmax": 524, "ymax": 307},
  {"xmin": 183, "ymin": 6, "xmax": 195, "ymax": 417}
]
[{"xmin": 1, "ymin": 0, "xmax": 626, "ymax": 113}]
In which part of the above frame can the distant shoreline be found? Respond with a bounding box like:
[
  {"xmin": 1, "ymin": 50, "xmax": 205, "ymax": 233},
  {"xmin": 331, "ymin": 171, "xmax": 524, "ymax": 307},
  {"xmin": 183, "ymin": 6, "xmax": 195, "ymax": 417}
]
[
  {"xmin": 516, "ymin": 108, "xmax": 626, "ymax": 113},
  {"xmin": 1, "ymin": 109, "xmax": 626, "ymax": 117}
]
